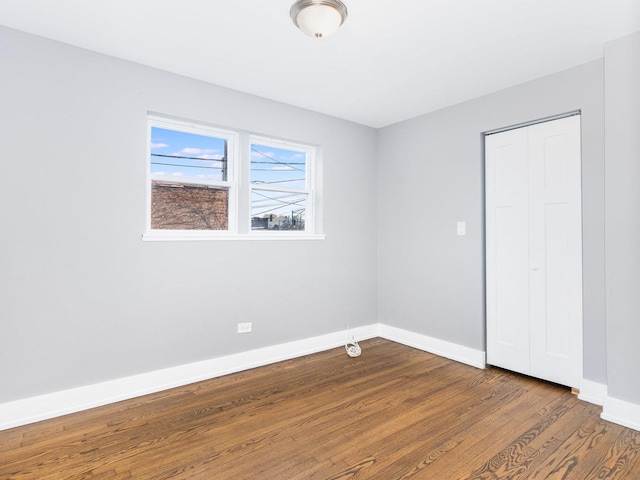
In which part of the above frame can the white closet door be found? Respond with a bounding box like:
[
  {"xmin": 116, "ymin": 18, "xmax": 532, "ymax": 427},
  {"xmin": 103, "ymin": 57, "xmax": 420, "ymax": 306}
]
[
  {"xmin": 527, "ymin": 116, "xmax": 582, "ymax": 386},
  {"xmin": 485, "ymin": 115, "xmax": 582, "ymax": 388},
  {"xmin": 485, "ymin": 127, "xmax": 530, "ymax": 376}
]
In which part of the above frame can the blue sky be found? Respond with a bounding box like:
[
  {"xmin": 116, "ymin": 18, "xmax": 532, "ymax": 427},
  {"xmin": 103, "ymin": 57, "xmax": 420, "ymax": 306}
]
[
  {"xmin": 250, "ymin": 144, "xmax": 307, "ymax": 219},
  {"xmin": 151, "ymin": 127, "xmax": 308, "ymax": 220},
  {"xmin": 150, "ymin": 127, "xmax": 227, "ymax": 182},
  {"xmin": 150, "ymin": 127, "xmax": 307, "ymax": 189},
  {"xmin": 250, "ymin": 143, "xmax": 307, "ymax": 189}
]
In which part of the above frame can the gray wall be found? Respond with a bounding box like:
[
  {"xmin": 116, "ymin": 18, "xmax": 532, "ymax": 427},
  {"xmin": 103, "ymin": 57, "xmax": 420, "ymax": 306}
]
[
  {"xmin": 377, "ymin": 60, "xmax": 607, "ymax": 383},
  {"xmin": 0, "ymin": 26, "xmax": 378, "ymax": 403},
  {"xmin": 3, "ymin": 22, "xmax": 638, "ymax": 408},
  {"xmin": 604, "ymin": 31, "xmax": 640, "ymax": 405}
]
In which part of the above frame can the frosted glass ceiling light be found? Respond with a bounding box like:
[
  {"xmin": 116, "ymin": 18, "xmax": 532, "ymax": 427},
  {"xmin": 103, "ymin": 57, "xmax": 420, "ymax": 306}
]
[{"xmin": 290, "ymin": 0, "xmax": 348, "ymax": 39}]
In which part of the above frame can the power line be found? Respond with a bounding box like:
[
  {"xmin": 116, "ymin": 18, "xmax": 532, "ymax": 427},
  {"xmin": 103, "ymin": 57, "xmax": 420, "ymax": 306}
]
[
  {"xmin": 251, "ymin": 190, "xmax": 305, "ymax": 214},
  {"xmin": 252, "ymin": 190, "xmax": 305, "ymax": 202},
  {"xmin": 151, "ymin": 153, "xmax": 226, "ymax": 162},
  {"xmin": 251, "ymin": 178, "xmax": 305, "ymax": 185},
  {"xmin": 250, "ymin": 168, "xmax": 294, "ymax": 172},
  {"xmin": 251, "ymin": 160, "xmax": 305, "ymax": 165},
  {"xmin": 251, "ymin": 147, "xmax": 306, "ymax": 173},
  {"xmin": 252, "ymin": 199, "xmax": 305, "ymax": 217},
  {"xmin": 151, "ymin": 161, "xmax": 222, "ymax": 170}
]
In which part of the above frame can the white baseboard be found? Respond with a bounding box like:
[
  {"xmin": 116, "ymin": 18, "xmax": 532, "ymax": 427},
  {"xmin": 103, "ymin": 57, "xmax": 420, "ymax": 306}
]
[
  {"xmin": 378, "ymin": 324, "xmax": 486, "ymax": 369},
  {"xmin": 0, "ymin": 324, "xmax": 489, "ymax": 431},
  {"xmin": 578, "ymin": 378, "xmax": 607, "ymax": 406},
  {"xmin": 602, "ymin": 395, "xmax": 640, "ymax": 432},
  {"xmin": 0, "ymin": 325, "xmax": 379, "ymax": 432}
]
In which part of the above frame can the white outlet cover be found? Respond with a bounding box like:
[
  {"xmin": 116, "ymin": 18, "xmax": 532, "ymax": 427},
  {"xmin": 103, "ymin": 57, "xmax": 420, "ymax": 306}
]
[{"xmin": 237, "ymin": 322, "xmax": 252, "ymax": 333}]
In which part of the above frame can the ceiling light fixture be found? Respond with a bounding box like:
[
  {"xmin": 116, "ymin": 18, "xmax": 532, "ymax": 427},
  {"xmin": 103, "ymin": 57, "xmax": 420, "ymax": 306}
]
[{"xmin": 290, "ymin": 0, "xmax": 348, "ymax": 39}]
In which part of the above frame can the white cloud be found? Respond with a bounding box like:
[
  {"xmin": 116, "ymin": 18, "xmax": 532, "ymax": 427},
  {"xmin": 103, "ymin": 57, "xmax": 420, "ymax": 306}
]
[
  {"xmin": 151, "ymin": 142, "xmax": 168, "ymax": 149},
  {"xmin": 197, "ymin": 154, "xmax": 224, "ymax": 160},
  {"xmin": 272, "ymin": 166, "xmax": 294, "ymax": 171},
  {"xmin": 181, "ymin": 147, "xmax": 204, "ymax": 154},
  {"xmin": 180, "ymin": 147, "xmax": 221, "ymax": 156},
  {"xmin": 171, "ymin": 172, "xmax": 184, "ymax": 177}
]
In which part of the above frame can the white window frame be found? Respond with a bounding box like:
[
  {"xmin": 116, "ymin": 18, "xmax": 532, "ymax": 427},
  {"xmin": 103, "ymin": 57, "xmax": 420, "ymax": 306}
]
[
  {"xmin": 249, "ymin": 136, "xmax": 316, "ymax": 237},
  {"xmin": 144, "ymin": 116, "xmax": 238, "ymax": 239},
  {"xmin": 142, "ymin": 115, "xmax": 324, "ymax": 241}
]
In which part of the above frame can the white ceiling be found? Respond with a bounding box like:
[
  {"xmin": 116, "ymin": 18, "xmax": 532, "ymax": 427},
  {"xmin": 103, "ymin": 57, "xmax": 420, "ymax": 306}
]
[{"xmin": 1, "ymin": 0, "xmax": 639, "ymax": 128}]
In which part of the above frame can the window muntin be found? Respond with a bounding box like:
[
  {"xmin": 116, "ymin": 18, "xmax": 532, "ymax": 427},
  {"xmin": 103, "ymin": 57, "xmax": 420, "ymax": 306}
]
[
  {"xmin": 147, "ymin": 118, "xmax": 236, "ymax": 232},
  {"xmin": 250, "ymin": 139, "xmax": 314, "ymax": 232}
]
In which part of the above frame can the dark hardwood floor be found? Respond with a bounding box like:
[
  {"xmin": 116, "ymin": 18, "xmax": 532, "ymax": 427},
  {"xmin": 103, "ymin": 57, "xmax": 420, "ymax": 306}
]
[{"xmin": 1, "ymin": 338, "xmax": 639, "ymax": 479}]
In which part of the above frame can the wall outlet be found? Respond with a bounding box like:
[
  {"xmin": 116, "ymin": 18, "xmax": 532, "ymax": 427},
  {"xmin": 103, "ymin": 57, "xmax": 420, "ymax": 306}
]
[{"xmin": 237, "ymin": 322, "xmax": 252, "ymax": 334}]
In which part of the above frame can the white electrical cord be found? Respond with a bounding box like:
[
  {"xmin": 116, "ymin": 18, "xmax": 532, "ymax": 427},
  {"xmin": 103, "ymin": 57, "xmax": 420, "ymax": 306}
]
[
  {"xmin": 346, "ymin": 337, "xmax": 361, "ymax": 357},
  {"xmin": 344, "ymin": 325, "xmax": 362, "ymax": 357}
]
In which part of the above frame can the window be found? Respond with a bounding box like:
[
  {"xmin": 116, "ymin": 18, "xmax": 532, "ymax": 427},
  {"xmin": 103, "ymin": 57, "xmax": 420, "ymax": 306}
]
[
  {"xmin": 250, "ymin": 138, "xmax": 314, "ymax": 233},
  {"xmin": 148, "ymin": 117, "xmax": 236, "ymax": 233},
  {"xmin": 145, "ymin": 116, "xmax": 321, "ymax": 240}
]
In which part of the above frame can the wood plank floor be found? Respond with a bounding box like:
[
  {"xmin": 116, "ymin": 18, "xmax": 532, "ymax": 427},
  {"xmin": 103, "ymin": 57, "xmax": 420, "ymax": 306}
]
[{"xmin": 1, "ymin": 338, "xmax": 639, "ymax": 479}]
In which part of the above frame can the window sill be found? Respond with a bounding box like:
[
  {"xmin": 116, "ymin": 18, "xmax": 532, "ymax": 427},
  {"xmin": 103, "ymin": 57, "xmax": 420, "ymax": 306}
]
[{"xmin": 142, "ymin": 232, "xmax": 326, "ymax": 242}]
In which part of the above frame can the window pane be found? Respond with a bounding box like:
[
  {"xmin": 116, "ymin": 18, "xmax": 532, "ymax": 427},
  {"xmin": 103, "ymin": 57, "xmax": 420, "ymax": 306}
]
[
  {"xmin": 250, "ymin": 144, "xmax": 306, "ymax": 189},
  {"xmin": 151, "ymin": 127, "xmax": 228, "ymax": 183},
  {"xmin": 150, "ymin": 125, "xmax": 231, "ymax": 231},
  {"xmin": 251, "ymin": 190, "xmax": 306, "ymax": 231},
  {"xmin": 151, "ymin": 184, "xmax": 228, "ymax": 230}
]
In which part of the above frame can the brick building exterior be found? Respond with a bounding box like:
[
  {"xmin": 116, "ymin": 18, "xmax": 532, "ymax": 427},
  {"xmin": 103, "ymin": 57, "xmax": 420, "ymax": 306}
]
[{"xmin": 151, "ymin": 182, "xmax": 228, "ymax": 230}]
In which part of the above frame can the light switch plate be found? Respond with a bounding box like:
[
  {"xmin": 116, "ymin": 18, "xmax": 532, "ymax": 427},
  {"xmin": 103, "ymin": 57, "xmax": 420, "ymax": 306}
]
[{"xmin": 457, "ymin": 221, "xmax": 466, "ymax": 236}]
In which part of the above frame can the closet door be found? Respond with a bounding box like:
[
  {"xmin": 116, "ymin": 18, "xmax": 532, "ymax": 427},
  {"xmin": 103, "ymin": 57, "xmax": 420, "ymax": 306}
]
[{"xmin": 485, "ymin": 115, "xmax": 582, "ymax": 388}]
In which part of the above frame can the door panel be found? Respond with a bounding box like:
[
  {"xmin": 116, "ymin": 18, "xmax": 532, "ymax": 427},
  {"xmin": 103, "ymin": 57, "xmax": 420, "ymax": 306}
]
[
  {"xmin": 485, "ymin": 127, "xmax": 530, "ymax": 376},
  {"xmin": 495, "ymin": 206, "xmax": 516, "ymax": 346},
  {"xmin": 528, "ymin": 115, "xmax": 582, "ymax": 386},
  {"xmin": 544, "ymin": 203, "xmax": 570, "ymax": 358}
]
